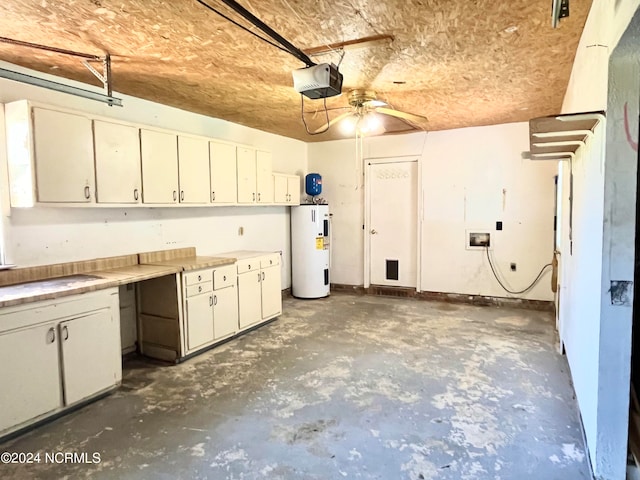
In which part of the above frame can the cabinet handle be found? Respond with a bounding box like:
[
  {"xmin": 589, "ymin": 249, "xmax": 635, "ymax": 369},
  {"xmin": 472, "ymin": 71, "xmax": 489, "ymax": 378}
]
[
  {"xmin": 248, "ymin": 264, "xmax": 251, "ymax": 269},
  {"xmin": 214, "ymin": 295, "xmax": 217, "ymax": 306},
  {"xmin": 197, "ymin": 275, "xmax": 202, "ymax": 281},
  {"xmin": 84, "ymin": 186, "xmax": 90, "ymax": 199},
  {"xmin": 198, "ymin": 285, "xmax": 202, "ymax": 293},
  {"xmin": 134, "ymin": 188, "xmax": 139, "ymax": 201},
  {"xmin": 62, "ymin": 325, "xmax": 69, "ymax": 341},
  {"xmin": 252, "ymin": 192, "xmax": 256, "ymax": 201},
  {"xmin": 46, "ymin": 327, "xmax": 55, "ymax": 344},
  {"xmin": 262, "ymin": 271, "xmax": 265, "ymax": 281},
  {"xmin": 212, "ymin": 191, "xmax": 216, "ymax": 202},
  {"xmin": 209, "ymin": 295, "xmax": 213, "ymax": 306},
  {"xmin": 257, "ymin": 192, "xmax": 261, "ymax": 202},
  {"xmin": 180, "ymin": 190, "xmax": 185, "ymax": 201},
  {"xmin": 223, "ymin": 275, "xmax": 226, "ymax": 281},
  {"xmin": 258, "ymin": 272, "xmax": 261, "ymax": 282},
  {"xmin": 173, "ymin": 190, "xmax": 177, "ymax": 201}
]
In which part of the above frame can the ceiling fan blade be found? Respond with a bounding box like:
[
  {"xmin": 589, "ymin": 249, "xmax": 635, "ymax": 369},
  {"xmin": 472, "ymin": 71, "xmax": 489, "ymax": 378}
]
[
  {"xmin": 313, "ymin": 111, "xmax": 353, "ymax": 134},
  {"xmin": 375, "ymin": 107, "xmax": 428, "ymax": 126}
]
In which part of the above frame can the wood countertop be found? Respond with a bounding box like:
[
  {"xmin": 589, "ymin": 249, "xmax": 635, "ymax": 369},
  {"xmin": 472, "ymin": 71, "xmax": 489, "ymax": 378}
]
[{"xmin": 0, "ymin": 264, "xmax": 180, "ymax": 308}]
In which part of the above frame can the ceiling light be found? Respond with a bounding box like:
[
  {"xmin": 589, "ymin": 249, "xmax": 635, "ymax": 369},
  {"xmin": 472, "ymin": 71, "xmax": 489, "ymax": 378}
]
[
  {"xmin": 365, "ymin": 113, "xmax": 381, "ymax": 131},
  {"xmin": 340, "ymin": 115, "xmax": 357, "ymax": 134}
]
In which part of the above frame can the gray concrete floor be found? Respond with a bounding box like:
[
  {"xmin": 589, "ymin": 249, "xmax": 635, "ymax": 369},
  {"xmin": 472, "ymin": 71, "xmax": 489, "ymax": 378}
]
[{"xmin": 0, "ymin": 293, "xmax": 591, "ymax": 479}]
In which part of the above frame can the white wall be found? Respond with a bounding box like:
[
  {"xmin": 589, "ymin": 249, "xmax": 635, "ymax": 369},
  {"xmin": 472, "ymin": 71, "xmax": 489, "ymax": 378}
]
[
  {"xmin": 0, "ymin": 61, "xmax": 308, "ymax": 288},
  {"xmin": 309, "ymin": 125, "xmax": 556, "ymax": 301},
  {"xmin": 421, "ymin": 123, "xmax": 555, "ymax": 301},
  {"xmin": 559, "ymin": 1, "xmax": 640, "ymax": 478}
]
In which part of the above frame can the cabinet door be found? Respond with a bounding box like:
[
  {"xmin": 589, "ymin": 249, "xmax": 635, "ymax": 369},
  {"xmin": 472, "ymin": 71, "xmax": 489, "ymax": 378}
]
[
  {"xmin": 185, "ymin": 293, "xmax": 214, "ymax": 351},
  {"xmin": 94, "ymin": 120, "xmax": 141, "ymax": 204},
  {"xmin": 236, "ymin": 147, "xmax": 256, "ymax": 203},
  {"xmin": 210, "ymin": 141, "xmax": 237, "ymax": 203},
  {"xmin": 60, "ymin": 309, "xmax": 121, "ymax": 405},
  {"xmin": 178, "ymin": 136, "xmax": 210, "ymax": 204},
  {"xmin": 33, "ymin": 107, "xmax": 94, "ymax": 203},
  {"xmin": 213, "ymin": 285, "xmax": 239, "ymax": 339},
  {"xmin": 140, "ymin": 129, "xmax": 179, "ymax": 204},
  {"xmin": 273, "ymin": 174, "xmax": 288, "ymax": 203},
  {"xmin": 261, "ymin": 265, "xmax": 282, "ymax": 319},
  {"xmin": 238, "ymin": 271, "xmax": 262, "ymax": 328},
  {"xmin": 0, "ymin": 323, "xmax": 62, "ymax": 432},
  {"xmin": 287, "ymin": 175, "xmax": 301, "ymax": 205},
  {"xmin": 256, "ymin": 151, "xmax": 273, "ymax": 203}
]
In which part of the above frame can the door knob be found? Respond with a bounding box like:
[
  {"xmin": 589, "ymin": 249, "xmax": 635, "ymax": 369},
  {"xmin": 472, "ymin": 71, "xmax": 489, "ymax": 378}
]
[{"xmin": 370, "ymin": 229, "xmax": 378, "ymax": 234}]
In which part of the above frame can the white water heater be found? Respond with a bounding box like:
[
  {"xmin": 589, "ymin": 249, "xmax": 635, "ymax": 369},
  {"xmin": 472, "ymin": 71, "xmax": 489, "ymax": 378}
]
[{"xmin": 291, "ymin": 204, "xmax": 330, "ymax": 298}]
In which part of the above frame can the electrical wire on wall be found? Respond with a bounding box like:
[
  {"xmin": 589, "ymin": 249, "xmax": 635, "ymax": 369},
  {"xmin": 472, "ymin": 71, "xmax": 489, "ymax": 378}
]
[{"xmin": 485, "ymin": 246, "xmax": 552, "ymax": 295}]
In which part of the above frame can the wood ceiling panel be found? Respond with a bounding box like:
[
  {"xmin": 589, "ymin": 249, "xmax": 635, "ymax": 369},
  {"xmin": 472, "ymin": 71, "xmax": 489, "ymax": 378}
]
[{"xmin": 0, "ymin": 0, "xmax": 592, "ymax": 142}]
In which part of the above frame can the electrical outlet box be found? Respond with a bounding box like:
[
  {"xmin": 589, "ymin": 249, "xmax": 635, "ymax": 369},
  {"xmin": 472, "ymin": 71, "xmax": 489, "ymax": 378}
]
[
  {"xmin": 468, "ymin": 232, "xmax": 490, "ymax": 248},
  {"xmin": 496, "ymin": 221, "xmax": 503, "ymax": 231}
]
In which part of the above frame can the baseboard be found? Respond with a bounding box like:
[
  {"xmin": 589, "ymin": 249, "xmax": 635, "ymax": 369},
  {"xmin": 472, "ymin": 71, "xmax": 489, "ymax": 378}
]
[
  {"xmin": 329, "ymin": 284, "xmax": 554, "ymax": 312},
  {"xmin": 330, "ymin": 283, "xmax": 366, "ymax": 295}
]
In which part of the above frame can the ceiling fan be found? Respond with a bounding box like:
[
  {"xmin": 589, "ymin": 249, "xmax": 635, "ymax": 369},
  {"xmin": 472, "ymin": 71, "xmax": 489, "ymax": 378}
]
[{"xmin": 313, "ymin": 89, "xmax": 429, "ymax": 135}]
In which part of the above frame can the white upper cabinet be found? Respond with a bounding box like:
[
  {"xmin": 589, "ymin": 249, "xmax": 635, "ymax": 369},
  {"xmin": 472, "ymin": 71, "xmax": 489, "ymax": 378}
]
[
  {"xmin": 140, "ymin": 129, "xmax": 179, "ymax": 204},
  {"xmin": 4, "ymin": 101, "xmax": 95, "ymax": 206},
  {"xmin": 274, "ymin": 174, "xmax": 288, "ymax": 204},
  {"xmin": 178, "ymin": 135, "xmax": 210, "ymax": 204},
  {"xmin": 256, "ymin": 151, "xmax": 274, "ymax": 204},
  {"xmin": 4, "ymin": 100, "xmax": 276, "ymax": 209},
  {"xmin": 287, "ymin": 175, "xmax": 301, "ymax": 205},
  {"xmin": 33, "ymin": 108, "xmax": 95, "ymax": 203},
  {"xmin": 273, "ymin": 173, "xmax": 301, "ymax": 205},
  {"xmin": 237, "ymin": 147, "xmax": 257, "ymax": 203},
  {"xmin": 237, "ymin": 148, "xmax": 274, "ymax": 204},
  {"xmin": 94, "ymin": 120, "xmax": 141, "ymax": 204},
  {"xmin": 210, "ymin": 141, "xmax": 237, "ymax": 204}
]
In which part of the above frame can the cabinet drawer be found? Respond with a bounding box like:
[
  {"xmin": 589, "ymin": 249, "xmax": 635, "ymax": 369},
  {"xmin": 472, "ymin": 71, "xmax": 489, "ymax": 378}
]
[
  {"xmin": 185, "ymin": 282, "xmax": 213, "ymax": 297},
  {"xmin": 236, "ymin": 259, "xmax": 260, "ymax": 274},
  {"xmin": 213, "ymin": 265, "xmax": 236, "ymax": 290},
  {"xmin": 184, "ymin": 270, "xmax": 212, "ymax": 286},
  {"xmin": 261, "ymin": 254, "xmax": 280, "ymax": 268}
]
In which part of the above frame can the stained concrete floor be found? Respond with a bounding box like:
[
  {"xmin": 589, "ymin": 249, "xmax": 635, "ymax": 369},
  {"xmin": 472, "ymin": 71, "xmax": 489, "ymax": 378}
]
[{"xmin": 0, "ymin": 293, "xmax": 591, "ymax": 479}]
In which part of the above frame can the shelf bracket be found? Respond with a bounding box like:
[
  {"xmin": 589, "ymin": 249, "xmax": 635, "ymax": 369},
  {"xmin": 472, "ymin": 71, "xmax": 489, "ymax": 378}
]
[{"xmin": 0, "ymin": 36, "xmax": 121, "ymax": 106}]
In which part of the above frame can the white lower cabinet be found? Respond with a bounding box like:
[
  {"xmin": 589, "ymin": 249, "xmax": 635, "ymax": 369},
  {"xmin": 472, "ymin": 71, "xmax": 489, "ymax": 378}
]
[
  {"xmin": 139, "ymin": 264, "xmax": 241, "ymax": 360},
  {"xmin": 59, "ymin": 309, "xmax": 121, "ymax": 405},
  {"xmin": 185, "ymin": 291, "xmax": 215, "ymax": 351},
  {"xmin": 0, "ymin": 289, "xmax": 121, "ymax": 438},
  {"xmin": 213, "ymin": 284, "xmax": 238, "ymax": 339},
  {"xmin": 0, "ymin": 322, "xmax": 62, "ymax": 433},
  {"xmin": 238, "ymin": 269, "xmax": 263, "ymax": 329},
  {"xmin": 235, "ymin": 252, "xmax": 282, "ymax": 331},
  {"xmin": 261, "ymin": 264, "xmax": 283, "ymax": 319}
]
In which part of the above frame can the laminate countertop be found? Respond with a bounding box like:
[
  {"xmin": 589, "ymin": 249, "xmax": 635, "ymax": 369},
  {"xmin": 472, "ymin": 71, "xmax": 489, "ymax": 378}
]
[
  {"xmin": 141, "ymin": 256, "xmax": 237, "ymax": 271},
  {"xmin": 0, "ymin": 264, "xmax": 180, "ymax": 308}
]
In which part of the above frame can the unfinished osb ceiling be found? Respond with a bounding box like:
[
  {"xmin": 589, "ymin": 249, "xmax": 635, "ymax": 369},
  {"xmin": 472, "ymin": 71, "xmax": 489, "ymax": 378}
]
[{"xmin": 0, "ymin": 0, "xmax": 591, "ymax": 142}]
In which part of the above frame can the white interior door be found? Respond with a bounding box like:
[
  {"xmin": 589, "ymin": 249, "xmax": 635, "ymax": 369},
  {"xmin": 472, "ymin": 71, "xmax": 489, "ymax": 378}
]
[{"xmin": 368, "ymin": 160, "xmax": 418, "ymax": 287}]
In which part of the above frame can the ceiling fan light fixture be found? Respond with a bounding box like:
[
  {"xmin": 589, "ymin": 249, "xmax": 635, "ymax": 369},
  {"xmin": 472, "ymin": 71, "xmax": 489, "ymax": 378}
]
[{"xmin": 340, "ymin": 114, "xmax": 358, "ymax": 134}]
